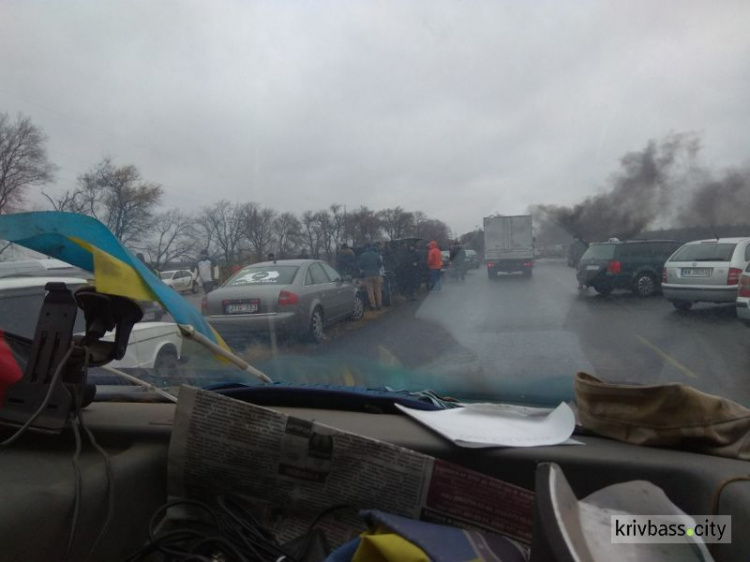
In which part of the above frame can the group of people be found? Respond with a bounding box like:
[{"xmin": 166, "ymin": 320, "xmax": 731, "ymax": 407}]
[{"xmin": 335, "ymin": 239, "xmax": 469, "ymax": 310}]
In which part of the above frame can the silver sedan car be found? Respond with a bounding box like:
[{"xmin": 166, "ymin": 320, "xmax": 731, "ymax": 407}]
[{"xmin": 203, "ymin": 260, "xmax": 365, "ymax": 343}]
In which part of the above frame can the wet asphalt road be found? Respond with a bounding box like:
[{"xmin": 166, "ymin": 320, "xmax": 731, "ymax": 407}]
[{"xmin": 186, "ymin": 260, "xmax": 750, "ymax": 405}]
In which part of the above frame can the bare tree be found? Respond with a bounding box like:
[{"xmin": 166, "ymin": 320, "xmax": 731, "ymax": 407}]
[
  {"xmin": 348, "ymin": 206, "xmax": 381, "ymax": 246},
  {"xmin": 273, "ymin": 212, "xmax": 302, "ymax": 258},
  {"xmin": 377, "ymin": 206, "xmax": 414, "ymax": 240},
  {"xmin": 0, "ymin": 113, "xmax": 56, "ymax": 214},
  {"xmin": 42, "ymin": 186, "xmax": 90, "ymax": 213},
  {"xmin": 196, "ymin": 200, "xmax": 246, "ymax": 265},
  {"xmin": 141, "ymin": 209, "xmax": 196, "ymax": 270},
  {"xmin": 414, "ymin": 214, "xmax": 451, "ymax": 246},
  {"xmin": 301, "ymin": 210, "xmax": 323, "ymax": 258},
  {"xmin": 243, "ymin": 203, "xmax": 276, "ymax": 262},
  {"xmin": 55, "ymin": 158, "xmax": 163, "ymax": 243}
]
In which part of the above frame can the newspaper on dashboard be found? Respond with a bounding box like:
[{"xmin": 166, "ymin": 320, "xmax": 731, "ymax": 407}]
[{"xmin": 168, "ymin": 386, "xmax": 535, "ymax": 548}]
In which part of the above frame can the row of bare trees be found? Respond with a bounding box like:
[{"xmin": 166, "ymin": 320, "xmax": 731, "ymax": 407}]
[
  {"xmin": 172, "ymin": 201, "xmax": 452, "ymax": 269},
  {"xmin": 1, "ymin": 111, "xmax": 453, "ymax": 268}
]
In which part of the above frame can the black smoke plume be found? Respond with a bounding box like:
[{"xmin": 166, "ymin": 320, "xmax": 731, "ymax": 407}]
[{"xmin": 534, "ymin": 133, "xmax": 701, "ymax": 242}]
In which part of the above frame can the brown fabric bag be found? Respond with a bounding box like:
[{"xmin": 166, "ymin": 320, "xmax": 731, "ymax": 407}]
[{"xmin": 574, "ymin": 372, "xmax": 750, "ymax": 460}]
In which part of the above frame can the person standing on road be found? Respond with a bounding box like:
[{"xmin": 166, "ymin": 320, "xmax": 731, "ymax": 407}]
[
  {"xmin": 335, "ymin": 243, "xmax": 357, "ymax": 278},
  {"xmin": 358, "ymin": 244, "xmax": 383, "ymax": 310},
  {"xmin": 427, "ymin": 241, "xmax": 443, "ymax": 292},
  {"xmin": 403, "ymin": 243, "xmax": 422, "ymax": 300},
  {"xmin": 452, "ymin": 242, "xmax": 467, "ymax": 281},
  {"xmin": 197, "ymin": 251, "xmax": 215, "ymax": 294}
]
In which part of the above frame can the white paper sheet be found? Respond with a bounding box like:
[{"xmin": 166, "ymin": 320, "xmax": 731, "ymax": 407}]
[{"xmin": 395, "ymin": 402, "xmax": 578, "ymax": 448}]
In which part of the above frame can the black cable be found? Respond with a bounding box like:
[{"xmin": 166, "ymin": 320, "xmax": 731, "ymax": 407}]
[
  {"xmin": 0, "ymin": 346, "xmax": 74, "ymax": 447},
  {"xmin": 127, "ymin": 495, "xmax": 358, "ymax": 562},
  {"xmin": 216, "ymin": 495, "xmax": 289, "ymax": 560},
  {"xmin": 294, "ymin": 504, "xmax": 357, "ymax": 561},
  {"xmin": 62, "ymin": 412, "xmax": 83, "ymax": 562},
  {"xmin": 191, "ymin": 535, "xmax": 250, "ymax": 562}
]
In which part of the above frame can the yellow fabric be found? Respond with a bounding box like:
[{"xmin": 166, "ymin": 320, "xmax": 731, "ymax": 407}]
[
  {"xmin": 352, "ymin": 526, "xmax": 430, "ymax": 562},
  {"xmin": 69, "ymin": 237, "xmax": 158, "ymax": 302}
]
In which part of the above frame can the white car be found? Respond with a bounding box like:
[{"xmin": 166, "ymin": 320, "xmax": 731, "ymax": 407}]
[
  {"xmin": 662, "ymin": 237, "xmax": 750, "ymax": 310},
  {"xmin": 0, "ymin": 277, "xmax": 183, "ymax": 375},
  {"xmin": 736, "ymin": 264, "xmax": 750, "ymax": 326},
  {"xmin": 160, "ymin": 269, "xmax": 199, "ymax": 294}
]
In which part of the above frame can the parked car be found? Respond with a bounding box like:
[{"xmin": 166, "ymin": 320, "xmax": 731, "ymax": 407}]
[
  {"xmin": 465, "ymin": 249, "xmax": 480, "ymax": 269},
  {"xmin": 662, "ymin": 237, "xmax": 750, "ymax": 310},
  {"xmin": 0, "ymin": 277, "xmax": 183, "ymax": 375},
  {"xmin": 0, "ymin": 258, "xmax": 92, "ymax": 279},
  {"xmin": 160, "ymin": 269, "xmax": 199, "ymax": 294},
  {"xmin": 736, "ymin": 264, "xmax": 750, "ymax": 327},
  {"xmin": 577, "ymin": 239, "xmax": 683, "ymax": 297},
  {"xmin": 202, "ymin": 260, "xmax": 365, "ymax": 343}
]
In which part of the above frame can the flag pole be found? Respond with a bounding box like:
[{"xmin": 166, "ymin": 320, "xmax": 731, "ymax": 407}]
[{"xmin": 178, "ymin": 324, "xmax": 273, "ymax": 383}]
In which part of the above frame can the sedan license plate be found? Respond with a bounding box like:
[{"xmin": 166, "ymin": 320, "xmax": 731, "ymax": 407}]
[
  {"xmin": 682, "ymin": 268, "xmax": 711, "ymax": 278},
  {"xmin": 225, "ymin": 301, "xmax": 259, "ymax": 314},
  {"xmin": 142, "ymin": 311, "xmax": 155, "ymax": 321},
  {"xmin": 586, "ymin": 265, "xmax": 600, "ymax": 271}
]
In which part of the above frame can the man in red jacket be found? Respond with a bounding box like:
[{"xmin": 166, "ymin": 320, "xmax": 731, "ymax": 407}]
[{"xmin": 427, "ymin": 241, "xmax": 443, "ymax": 292}]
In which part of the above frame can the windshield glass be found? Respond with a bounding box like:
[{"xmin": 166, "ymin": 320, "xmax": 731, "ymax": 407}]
[
  {"xmin": 669, "ymin": 243, "xmax": 737, "ymax": 262},
  {"xmin": 227, "ymin": 266, "xmax": 299, "ymax": 286},
  {"xmin": 1, "ymin": 1, "xmax": 749, "ymax": 414},
  {"xmin": 581, "ymin": 244, "xmax": 616, "ymax": 260}
]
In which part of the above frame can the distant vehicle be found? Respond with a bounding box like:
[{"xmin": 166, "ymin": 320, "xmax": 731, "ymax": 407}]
[
  {"xmin": 441, "ymin": 250, "xmax": 451, "ymax": 270},
  {"xmin": 0, "ymin": 277, "xmax": 182, "ymax": 375},
  {"xmin": 736, "ymin": 263, "xmax": 750, "ymax": 327},
  {"xmin": 0, "ymin": 258, "xmax": 91, "ymax": 279},
  {"xmin": 160, "ymin": 269, "xmax": 199, "ymax": 294},
  {"xmin": 483, "ymin": 215, "xmax": 534, "ymax": 278},
  {"xmin": 662, "ymin": 238, "xmax": 750, "ymax": 310},
  {"xmin": 203, "ymin": 260, "xmax": 365, "ymax": 344},
  {"xmin": 0, "ymin": 260, "xmax": 164, "ymax": 321},
  {"xmin": 465, "ymin": 249, "xmax": 480, "ymax": 269},
  {"xmin": 577, "ymin": 240, "xmax": 683, "ymax": 297}
]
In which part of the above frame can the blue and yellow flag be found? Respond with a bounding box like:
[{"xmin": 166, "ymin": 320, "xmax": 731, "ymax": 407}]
[{"xmin": 0, "ymin": 211, "xmax": 228, "ymax": 350}]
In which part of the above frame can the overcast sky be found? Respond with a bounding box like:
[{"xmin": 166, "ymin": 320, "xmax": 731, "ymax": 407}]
[{"xmin": 2, "ymin": 0, "xmax": 749, "ymax": 234}]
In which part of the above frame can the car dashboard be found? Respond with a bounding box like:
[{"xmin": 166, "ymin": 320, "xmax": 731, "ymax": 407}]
[{"xmin": 1, "ymin": 398, "xmax": 748, "ymax": 561}]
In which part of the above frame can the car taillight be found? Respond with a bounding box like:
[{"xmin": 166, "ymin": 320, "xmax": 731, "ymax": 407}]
[
  {"xmin": 487, "ymin": 262, "xmax": 495, "ymax": 268},
  {"xmin": 607, "ymin": 260, "xmax": 621, "ymax": 275},
  {"xmin": 662, "ymin": 268, "xmax": 667, "ymax": 283},
  {"xmin": 200, "ymin": 296, "xmax": 208, "ymax": 315},
  {"xmin": 278, "ymin": 290, "xmax": 299, "ymax": 306},
  {"xmin": 728, "ymin": 267, "xmax": 742, "ymax": 286},
  {"xmin": 523, "ymin": 261, "xmax": 533, "ymax": 267},
  {"xmin": 739, "ymin": 275, "xmax": 750, "ymax": 297}
]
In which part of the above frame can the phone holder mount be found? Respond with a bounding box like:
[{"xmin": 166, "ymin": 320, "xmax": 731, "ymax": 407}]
[{"xmin": 0, "ymin": 282, "xmax": 143, "ymax": 433}]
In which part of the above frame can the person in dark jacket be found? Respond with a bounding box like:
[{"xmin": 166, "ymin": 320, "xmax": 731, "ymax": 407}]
[
  {"xmin": 451, "ymin": 241, "xmax": 467, "ymax": 281},
  {"xmin": 402, "ymin": 243, "xmax": 422, "ymax": 300},
  {"xmin": 335, "ymin": 243, "xmax": 357, "ymax": 278},
  {"xmin": 358, "ymin": 244, "xmax": 383, "ymax": 310}
]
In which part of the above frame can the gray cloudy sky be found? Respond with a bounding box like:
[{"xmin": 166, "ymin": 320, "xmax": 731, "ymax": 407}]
[{"xmin": 2, "ymin": 0, "xmax": 749, "ymax": 234}]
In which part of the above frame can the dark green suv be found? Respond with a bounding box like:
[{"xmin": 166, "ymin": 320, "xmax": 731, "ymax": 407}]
[{"xmin": 576, "ymin": 240, "xmax": 683, "ymax": 296}]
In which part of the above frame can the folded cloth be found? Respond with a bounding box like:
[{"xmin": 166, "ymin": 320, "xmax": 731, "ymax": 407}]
[
  {"xmin": 574, "ymin": 372, "xmax": 750, "ymax": 460},
  {"xmin": 326, "ymin": 510, "xmax": 527, "ymax": 562}
]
